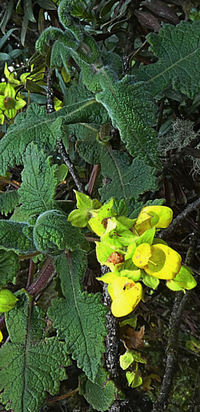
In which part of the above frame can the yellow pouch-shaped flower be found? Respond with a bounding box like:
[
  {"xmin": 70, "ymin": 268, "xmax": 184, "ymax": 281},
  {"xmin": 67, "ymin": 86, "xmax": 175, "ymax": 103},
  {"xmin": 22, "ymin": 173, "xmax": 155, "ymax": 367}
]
[
  {"xmin": 132, "ymin": 243, "xmax": 182, "ymax": 280},
  {"xmin": 107, "ymin": 277, "xmax": 142, "ymax": 317},
  {"xmin": 134, "ymin": 206, "xmax": 173, "ymax": 235}
]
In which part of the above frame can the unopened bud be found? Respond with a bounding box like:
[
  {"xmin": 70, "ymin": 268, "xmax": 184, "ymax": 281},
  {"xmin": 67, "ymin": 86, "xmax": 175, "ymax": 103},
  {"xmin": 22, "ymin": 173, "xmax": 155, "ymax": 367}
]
[{"xmin": 0, "ymin": 289, "xmax": 18, "ymax": 312}]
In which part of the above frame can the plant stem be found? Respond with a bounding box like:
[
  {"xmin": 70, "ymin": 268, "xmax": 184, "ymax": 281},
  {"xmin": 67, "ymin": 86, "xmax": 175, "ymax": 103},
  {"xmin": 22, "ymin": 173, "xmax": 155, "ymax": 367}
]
[
  {"xmin": 158, "ymin": 197, "xmax": 200, "ymax": 239},
  {"xmin": 46, "ymin": 69, "xmax": 55, "ymax": 114},
  {"xmin": 27, "ymin": 258, "xmax": 54, "ymax": 296},
  {"xmin": 57, "ymin": 139, "xmax": 84, "ymax": 193}
]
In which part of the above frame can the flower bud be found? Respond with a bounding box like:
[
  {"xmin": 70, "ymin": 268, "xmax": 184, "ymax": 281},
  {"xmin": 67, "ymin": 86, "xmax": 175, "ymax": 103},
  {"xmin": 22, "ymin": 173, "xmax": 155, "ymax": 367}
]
[{"xmin": 0, "ymin": 289, "xmax": 18, "ymax": 312}]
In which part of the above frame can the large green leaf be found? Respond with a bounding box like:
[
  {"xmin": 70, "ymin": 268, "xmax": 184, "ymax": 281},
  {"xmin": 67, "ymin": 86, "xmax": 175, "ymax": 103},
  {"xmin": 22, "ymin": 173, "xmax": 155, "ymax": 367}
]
[
  {"xmin": 0, "ymin": 294, "xmax": 70, "ymax": 412},
  {"xmin": 0, "ymin": 190, "xmax": 19, "ymax": 216},
  {"xmin": 135, "ymin": 21, "xmax": 200, "ymax": 99},
  {"xmin": 95, "ymin": 72, "xmax": 158, "ymax": 166},
  {"xmin": 77, "ymin": 136, "xmax": 157, "ymax": 201},
  {"xmin": 33, "ymin": 210, "xmax": 88, "ymax": 255},
  {"xmin": 0, "ymin": 250, "xmax": 19, "ymax": 287},
  {"xmin": 0, "ymin": 221, "xmax": 35, "ymax": 254},
  {"xmin": 48, "ymin": 252, "xmax": 107, "ymax": 381},
  {"xmin": 18, "ymin": 143, "xmax": 58, "ymax": 217},
  {"xmin": 0, "ymin": 100, "xmax": 108, "ymax": 175},
  {"xmin": 80, "ymin": 367, "xmax": 117, "ymax": 412}
]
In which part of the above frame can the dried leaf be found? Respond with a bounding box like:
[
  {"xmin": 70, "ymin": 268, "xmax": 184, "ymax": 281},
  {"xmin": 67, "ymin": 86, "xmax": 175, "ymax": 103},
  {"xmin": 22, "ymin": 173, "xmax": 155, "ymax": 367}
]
[
  {"xmin": 134, "ymin": 10, "xmax": 161, "ymax": 32},
  {"xmin": 141, "ymin": 0, "xmax": 179, "ymax": 25},
  {"xmin": 120, "ymin": 325, "xmax": 145, "ymax": 349}
]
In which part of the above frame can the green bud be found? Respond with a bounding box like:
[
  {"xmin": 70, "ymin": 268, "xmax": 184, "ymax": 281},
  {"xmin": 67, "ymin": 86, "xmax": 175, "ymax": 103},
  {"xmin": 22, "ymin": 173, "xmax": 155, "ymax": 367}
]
[{"xmin": 0, "ymin": 289, "xmax": 18, "ymax": 312}]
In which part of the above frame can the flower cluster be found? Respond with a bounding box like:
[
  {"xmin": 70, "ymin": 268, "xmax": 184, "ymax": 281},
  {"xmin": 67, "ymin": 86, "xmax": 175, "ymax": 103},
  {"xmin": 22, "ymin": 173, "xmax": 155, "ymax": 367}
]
[{"xmin": 68, "ymin": 192, "xmax": 197, "ymax": 318}]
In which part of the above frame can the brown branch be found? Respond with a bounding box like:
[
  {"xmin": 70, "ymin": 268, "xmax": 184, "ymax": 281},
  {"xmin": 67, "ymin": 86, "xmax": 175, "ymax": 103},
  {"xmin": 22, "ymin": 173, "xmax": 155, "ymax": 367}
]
[
  {"xmin": 158, "ymin": 197, "xmax": 200, "ymax": 239},
  {"xmin": 152, "ymin": 291, "xmax": 190, "ymax": 412},
  {"xmin": 152, "ymin": 232, "xmax": 197, "ymax": 411},
  {"xmin": 57, "ymin": 139, "xmax": 84, "ymax": 193},
  {"xmin": 87, "ymin": 164, "xmax": 100, "ymax": 195}
]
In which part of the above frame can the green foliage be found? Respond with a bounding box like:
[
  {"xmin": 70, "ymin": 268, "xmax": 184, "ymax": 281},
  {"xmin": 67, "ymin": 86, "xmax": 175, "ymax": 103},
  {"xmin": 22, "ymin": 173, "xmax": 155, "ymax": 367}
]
[
  {"xmin": 0, "ymin": 190, "xmax": 19, "ymax": 216},
  {"xmin": 0, "ymin": 221, "xmax": 35, "ymax": 255},
  {"xmin": 0, "ymin": 250, "xmax": 19, "ymax": 287},
  {"xmin": 0, "ymin": 294, "xmax": 70, "ymax": 412},
  {"xmin": 0, "ymin": 99, "xmax": 107, "ymax": 175},
  {"xmin": 80, "ymin": 367, "xmax": 117, "ymax": 411},
  {"xmin": 135, "ymin": 21, "xmax": 200, "ymax": 99},
  {"xmin": 77, "ymin": 135, "xmax": 157, "ymax": 201},
  {"xmin": 18, "ymin": 143, "xmax": 58, "ymax": 217},
  {"xmin": 0, "ymin": 2, "xmax": 199, "ymax": 410},
  {"xmin": 33, "ymin": 210, "xmax": 87, "ymax": 255},
  {"xmin": 48, "ymin": 252, "xmax": 107, "ymax": 381},
  {"xmin": 95, "ymin": 72, "xmax": 158, "ymax": 166}
]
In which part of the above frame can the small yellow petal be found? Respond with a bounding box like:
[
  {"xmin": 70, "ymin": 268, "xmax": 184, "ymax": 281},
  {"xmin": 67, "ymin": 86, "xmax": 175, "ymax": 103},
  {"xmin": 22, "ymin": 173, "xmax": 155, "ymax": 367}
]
[
  {"xmin": 0, "ymin": 330, "xmax": 3, "ymax": 343},
  {"xmin": 134, "ymin": 206, "xmax": 173, "ymax": 235},
  {"xmin": 132, "ymin": 243, "xmax": 152, "ymax": 268}
]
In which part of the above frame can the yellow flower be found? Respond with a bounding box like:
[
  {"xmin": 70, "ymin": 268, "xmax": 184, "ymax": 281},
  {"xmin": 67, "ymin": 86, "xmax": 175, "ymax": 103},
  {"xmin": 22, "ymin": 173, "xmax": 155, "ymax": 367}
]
[
  {"xmin": 107, "ymin": 277, "xmax": 143, "ymax": 317},
  {"xmin": 0, "ymin": 330, "xmax": 3, "ymax": 343},
  {"xmin": 132, "ymin": 243, "xmax": 182, "ymax": 280},
  {"xmin": 134, "ymin": 206, "xmax": 173, "ymax": 235}
]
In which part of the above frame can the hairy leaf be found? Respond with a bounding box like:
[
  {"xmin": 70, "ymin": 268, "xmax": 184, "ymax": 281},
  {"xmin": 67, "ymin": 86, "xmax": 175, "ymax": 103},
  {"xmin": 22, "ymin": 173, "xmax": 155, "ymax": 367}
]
[
  {"xmin": 95, "ymin": 72, "xmax": 158, "ymax": 166},
  {"xmin": 0, "ymin": 250, "xmax": 19, "ymax": 287},
  {"xmin": 0, "ymin": 294, "xmax": 70, "ymax": 412},
  {"xmin": 18, "ymin": 143, "xmax": 58, "ymax": 217},
  {"xmin": 0, "ymin": 221, "xmax": 35, "ymax": 254},
  {"xmin": 135, "ymin": 21, "xmax": 200, "ymax": 99},
  {"xmin": 33, "ymin": 210, "xmax": 88, "ymax": 255},
  {"xmin": 48, "ymin": 252, "xmax": 107, "ymax": 381},
  {"xmin": 0, "ymin": 100, "xmax": 107, "ymax": 175},
  {"xmin": 77, "ymin": 136, "xmax": 157, "ymax": 201},
  {"xmin": 80, "ymin": 367, "xmax": 117, "ymax": 411},
  {"xmin": 0, "ymin": 190, "xmax": 19, "ymax": 216}
]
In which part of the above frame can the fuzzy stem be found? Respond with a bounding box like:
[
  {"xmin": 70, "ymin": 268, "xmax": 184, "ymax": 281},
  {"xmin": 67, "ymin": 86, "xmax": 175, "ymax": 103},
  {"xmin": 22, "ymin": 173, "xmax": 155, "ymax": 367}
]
[{"xmin": 27, "ymin": 258, "xmax": 54, "ymax": 296}]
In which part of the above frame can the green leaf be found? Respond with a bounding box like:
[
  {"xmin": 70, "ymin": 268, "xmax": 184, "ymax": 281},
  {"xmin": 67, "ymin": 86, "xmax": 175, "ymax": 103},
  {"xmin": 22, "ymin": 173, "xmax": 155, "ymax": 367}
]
[
  {"xmin": 0, "ymin": 104, "xmax": 61, "ymax": 175},
  {"xmin": 95, "ymin": 72, "xmax": 158, "ymax": 166},
  {"xmin": 142, "ymin": 273, "xmax": 160, "ymax": 290},
  {"xmin": 0, "ymin": 250, "xmax": 19, "ymax": 287},
  {"xmin": 0, "ymin": 28, "xmax": 17, "ymax": 50},
  {"xmin": 166, "ymin": 265, "xmax": 197, "ymax": 291},
  {"xmin": 126, "ymin": 371, "xmax": 142, "ymax": 388},
  {"xmin": 18, "ymin": 143, "xmax": 58, "ymax": 217},
  {"xmin": 135, "ymin": 21, "xmax": 200, "ymax": 99},
  {"xmin": 54, "ymin": 163, "xmax": 68, "ymax": 182},
  {"xmin": 33, "ymin": 210, "xmax": 88, "ymax": 255},
  {"xmin": 80, "ymin": 366, "xmax": 116, "ymax": 412},
  {"xmin": 0, "ymin": 100, "xmax": 107, "ymax": 175},
  {"xmin": 0, "ymin": 0, "xmax": 14, "ymax": 33},
  {"xmin": 77, "ymin": 137, "xmax": 157, "ymax": 201},
  {"xmin": 0, "ymin": 294, "xmax": 70, "ymax": 412},
  {"xmin": 0, "ymin": 220, "xmax": 36, "ymax": 254},
  {"xmin": 0, "ymin": 190, "xmax": 19, "ymax": 216},
  {"xmin": 48, "ymin": 252, "xmax": 107, "ymax": 381},
  {"xmin": 136, "ymin": 228, "xmax": 156, "ymax": 247},
  {"xmin": 120, "ymin": 350, "xmax": 134, "ymax": 370}
]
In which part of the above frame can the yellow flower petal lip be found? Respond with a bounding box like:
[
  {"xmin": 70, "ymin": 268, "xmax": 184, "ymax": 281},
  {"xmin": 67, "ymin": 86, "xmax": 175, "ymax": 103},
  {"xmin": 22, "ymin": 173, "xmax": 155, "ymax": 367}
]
[
  {"xmin": 108, "ymin": 277, "xmax": 142, "ymax": 317},
  {"xmin": 0, "ymin": 330, "xmax": 3, "ymax": 343},
  {"xmin": 132, "ymin": 243, "xmax": 152, "ymax": 268},
  {"xmin": 96, "ymin": 272, "xmax": 119, "ymax": 284},
  {"xmin": 134, "ymin": 206, "xmax": 173, "ymax": 235},
  {"xmin": 144, "ymin": 243, "xmax": 182, "ymax": 280}
]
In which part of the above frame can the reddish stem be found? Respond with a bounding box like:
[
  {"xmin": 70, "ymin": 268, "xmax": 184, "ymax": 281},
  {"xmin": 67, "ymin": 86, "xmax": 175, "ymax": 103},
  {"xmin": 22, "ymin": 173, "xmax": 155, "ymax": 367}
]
[{"xmin": 27, "ymin": 257, "xmax": 54, "ymax": 296}]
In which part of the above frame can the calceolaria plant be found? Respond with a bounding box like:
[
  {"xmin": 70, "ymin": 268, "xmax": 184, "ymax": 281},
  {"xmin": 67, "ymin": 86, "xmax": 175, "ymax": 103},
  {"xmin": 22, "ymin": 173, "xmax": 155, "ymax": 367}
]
[
  {"xmin": 69, "ymin": 193, "xmax": 197, "ymax": 318},
  {"xmin": 0, "ymin": 0, "xmax": 200, "ymax": 410}
]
